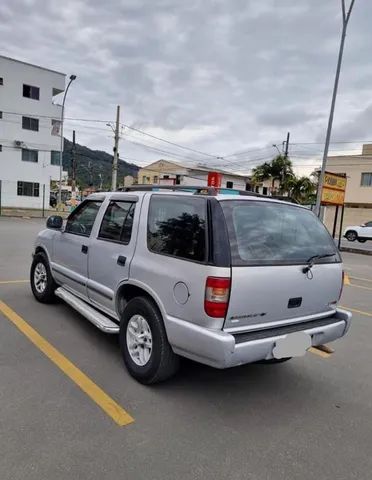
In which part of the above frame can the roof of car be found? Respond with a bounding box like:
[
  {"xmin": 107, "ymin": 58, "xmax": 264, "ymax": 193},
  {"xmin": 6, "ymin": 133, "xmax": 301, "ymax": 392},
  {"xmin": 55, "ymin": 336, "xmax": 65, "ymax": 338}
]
[{"xmin": 87, "ymin": 187, "xmax": 304, "ymax": 208}]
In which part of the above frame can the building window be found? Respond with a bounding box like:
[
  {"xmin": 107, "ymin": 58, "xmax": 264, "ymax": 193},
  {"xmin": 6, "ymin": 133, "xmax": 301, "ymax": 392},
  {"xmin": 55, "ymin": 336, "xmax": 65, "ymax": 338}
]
[
  {"xmin": 0, "ymin": 111, "xmax": 2, "ymax": 119},
  {"xmin": 263, "ymin": 187, "xmax": 268, "ymax": 195},
  {"xmin": 153, "ymin": 175, "xmax": 159, "ymax": 184},
  {"xmin": 361, "ymin": 173, "xmax": 372, "ymax": 187},
  {"xmin": 51, "ymin": 119, "xmax": 61, "ymax": 136},
  {"xmin": 17, "ymin": 181, "xmax": 40, "ymax": 197},
  {"xmin": 0, "ymin": 145, "xmax": 2, "ymax": 152},
  {"xmin": 22, "ymin": 116, "xmax": 39, "ymax": 131},
  {"xmin": 22, "ymin": 148, "xmax": 38, "ymax": 163},
  {"xmin": 226, "ymin": 181, "xmax": 234, "ymax": 189},
  {"xmin": 255, "ymin": 186, "xmax": 260, "ymax": 193},
  {"xmin": 142, "ymin": 176, "xmax": 147, "ymax": 184},
  {"xmin": 0, "ymin": 77, "xmax": 3, "ymax": 85},
  {"xmin": 51, "ymin": 150, "xmax": 60, "ymax": 165},
  {"xmin": 23, "ymin": 84, "xmax": 40, "ymax": 100}
]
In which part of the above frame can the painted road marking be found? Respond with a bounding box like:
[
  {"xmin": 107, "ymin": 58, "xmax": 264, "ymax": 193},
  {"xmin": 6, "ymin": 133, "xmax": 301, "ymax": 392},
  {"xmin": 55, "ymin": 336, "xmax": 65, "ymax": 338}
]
[
  {"xmin": 349, "ymin": 275, "xmax": 372, "ymax": 284},
  {"xmin": 0, "ymin": 280, "xmax": 29, "ymax": 285},
  {"xmin": 0, "ymin": 300, "xmax": 134, "ymax": 427},
  {"xmin": 348, "ymin": 283, "xmax": 372, "ymax": 292},
  {"xmin": 308, "ymin": 347, "xmax": 331, "ymax": 359},
  {"xmin": 340, "ymin": 305, "xmax": 372, "ymax": 318}
]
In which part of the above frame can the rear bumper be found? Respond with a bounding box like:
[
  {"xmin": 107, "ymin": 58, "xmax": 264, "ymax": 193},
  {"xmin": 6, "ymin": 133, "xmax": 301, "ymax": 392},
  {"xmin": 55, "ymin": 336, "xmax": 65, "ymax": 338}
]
[{"xmin": 166, "ymin": 309, "xmax": 352, "ymax": 369}]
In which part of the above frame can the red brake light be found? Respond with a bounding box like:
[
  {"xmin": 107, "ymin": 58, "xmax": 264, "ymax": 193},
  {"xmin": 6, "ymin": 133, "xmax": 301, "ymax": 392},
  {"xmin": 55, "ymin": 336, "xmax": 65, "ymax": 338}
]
[{"xmin": 205, "ymin": 277, "xmax": 231, "ymax": 318}]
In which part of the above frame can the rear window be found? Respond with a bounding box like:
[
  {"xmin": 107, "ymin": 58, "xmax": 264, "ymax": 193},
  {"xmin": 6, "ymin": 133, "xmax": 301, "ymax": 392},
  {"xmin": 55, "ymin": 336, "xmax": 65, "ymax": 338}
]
[
  {"xmin": 221, "ymin": 200, "xmax": 340, "ymax": 266},
  {"xmin": 147, "ymin": 195, "xmax": 207, "ymax": 262}
]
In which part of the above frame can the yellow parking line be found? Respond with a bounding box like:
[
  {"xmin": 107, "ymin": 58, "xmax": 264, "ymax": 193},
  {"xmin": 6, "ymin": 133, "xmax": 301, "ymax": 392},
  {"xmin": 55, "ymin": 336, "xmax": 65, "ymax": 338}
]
[
  {"xmin": 343, "ymin": 273, "xmax": 351, "ymax": 285},
  {"xmin": 308, "ymin": 347, "xmax": 331, "ymax": 359},
  {"xmin": 0, "ymin": 300, "xmax": 134, "ymax": 427},
  {"xmin": 340, "ymin": 305, "xmax": 372, "ymax": 318},
  {"xmin": 347, "ymin": 283, "xmax": 372, "ymax": 292},
  {"xmin": 0, "ymin": 280, "xmax": 29, "ymax": 285},
  {"xmin": 349, "ymin": 275, "xmax": 372, "ymax": 284}
]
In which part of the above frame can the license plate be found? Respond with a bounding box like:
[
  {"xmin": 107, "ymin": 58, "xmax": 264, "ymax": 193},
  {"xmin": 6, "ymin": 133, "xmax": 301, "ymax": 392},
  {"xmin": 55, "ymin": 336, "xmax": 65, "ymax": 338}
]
[{"xmin": 272, "ymin": 331, "xmax": 312, "ymax": 359}]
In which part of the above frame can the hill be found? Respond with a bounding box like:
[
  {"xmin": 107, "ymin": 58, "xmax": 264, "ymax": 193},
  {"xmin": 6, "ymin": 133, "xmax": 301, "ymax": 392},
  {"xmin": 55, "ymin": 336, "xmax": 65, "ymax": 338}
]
[{"xmin": 62, "ymin": 138, "xmax": 139, "ymax": 188}]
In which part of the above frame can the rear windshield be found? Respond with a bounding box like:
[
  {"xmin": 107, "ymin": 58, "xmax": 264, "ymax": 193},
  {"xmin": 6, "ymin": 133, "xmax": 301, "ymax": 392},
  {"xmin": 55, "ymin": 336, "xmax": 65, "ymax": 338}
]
[{"xmin": 221, "ymin": 200, "xmax": 340, "ymax": 266}]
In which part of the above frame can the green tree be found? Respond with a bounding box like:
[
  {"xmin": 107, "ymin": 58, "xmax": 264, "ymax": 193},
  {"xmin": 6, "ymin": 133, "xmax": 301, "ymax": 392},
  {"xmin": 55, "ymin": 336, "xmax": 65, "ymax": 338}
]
[
  {"xmin": 285, "ymin": 176, "xmax": 316, "ymax": 204},
  {"xmin": 252, "ymin": 155, "xmax": 295, "ymax": 193}
]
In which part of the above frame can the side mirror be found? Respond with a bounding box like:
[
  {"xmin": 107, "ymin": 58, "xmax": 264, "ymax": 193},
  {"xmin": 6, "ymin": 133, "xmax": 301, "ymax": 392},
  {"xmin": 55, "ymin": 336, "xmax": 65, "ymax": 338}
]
[
  {"xmin": 46, "ymin": 215, "xmax": 63, "ymax": 230},
  {"xmin": 361, "ymin": 223, "xmax": 366, "ymax": 227}
]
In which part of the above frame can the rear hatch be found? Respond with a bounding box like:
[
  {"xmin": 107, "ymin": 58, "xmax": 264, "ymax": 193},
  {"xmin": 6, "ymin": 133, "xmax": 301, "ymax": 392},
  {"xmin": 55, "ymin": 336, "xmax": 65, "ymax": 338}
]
[{"xmin": 220, "ymin": 199, "xmax": 342, "ymax": 331}]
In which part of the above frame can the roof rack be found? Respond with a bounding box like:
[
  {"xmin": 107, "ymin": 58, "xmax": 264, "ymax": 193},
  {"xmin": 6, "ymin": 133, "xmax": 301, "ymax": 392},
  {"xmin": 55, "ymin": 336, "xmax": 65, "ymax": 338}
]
[{"xmin": 119, "ymin": 184, "xmax": 263, "ymax": 197}]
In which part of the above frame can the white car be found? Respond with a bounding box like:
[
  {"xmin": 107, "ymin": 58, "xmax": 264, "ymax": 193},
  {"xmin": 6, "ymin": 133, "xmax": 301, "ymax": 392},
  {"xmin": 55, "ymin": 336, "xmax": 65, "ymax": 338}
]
[{"xmin": 344, "ymin": 221, "xmax": 372, "ymax": 243}]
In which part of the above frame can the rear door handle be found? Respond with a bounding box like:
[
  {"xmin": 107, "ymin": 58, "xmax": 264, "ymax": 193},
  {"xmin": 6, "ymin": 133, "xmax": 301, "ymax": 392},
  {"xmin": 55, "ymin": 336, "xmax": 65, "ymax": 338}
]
[
  {"xmin": 81, "ymin": 245, "xmax": 88, "ymax": 254},
  {"xmin": 117, "ymin": 255, "xmax": 126, "ymax": 266}
]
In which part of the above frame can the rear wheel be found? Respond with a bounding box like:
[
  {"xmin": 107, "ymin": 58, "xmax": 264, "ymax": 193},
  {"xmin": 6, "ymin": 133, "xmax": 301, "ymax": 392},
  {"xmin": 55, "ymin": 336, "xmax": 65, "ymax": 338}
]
[
  {"xmin": 345, "ymin": 230, "xmax": 357, "ymax": 242},
  {"xmin": 30, "ymin": 253, "xmax": 57, "ymax": 303},
  {"xmin": 119, "ymin": 296, "xmax": 179, "ymax": 384}
]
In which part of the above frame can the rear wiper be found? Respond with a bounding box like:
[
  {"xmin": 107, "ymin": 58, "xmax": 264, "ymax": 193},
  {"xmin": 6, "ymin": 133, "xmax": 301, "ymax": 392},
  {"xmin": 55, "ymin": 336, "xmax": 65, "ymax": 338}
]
[{"xmin": 302, "ymin": 253, "xmax": 336, "ymax": 274}]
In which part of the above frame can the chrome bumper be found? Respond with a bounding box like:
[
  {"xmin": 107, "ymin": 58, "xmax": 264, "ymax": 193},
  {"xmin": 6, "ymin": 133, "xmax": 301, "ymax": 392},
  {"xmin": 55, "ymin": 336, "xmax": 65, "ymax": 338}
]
[{"xmin": 166, "ymin": 309, "xmax": 352, "ymax": 369}]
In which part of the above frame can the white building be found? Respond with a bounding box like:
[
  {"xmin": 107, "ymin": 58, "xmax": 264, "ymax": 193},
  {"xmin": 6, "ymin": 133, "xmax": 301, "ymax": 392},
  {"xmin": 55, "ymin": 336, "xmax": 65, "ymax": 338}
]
[
  {"xmin": 138, "ymin": 160, "xmax": 251, "ymax": 190},
  {"xmin": 0, "ymin": 55, "xmax": 66, "ymax": 209}
]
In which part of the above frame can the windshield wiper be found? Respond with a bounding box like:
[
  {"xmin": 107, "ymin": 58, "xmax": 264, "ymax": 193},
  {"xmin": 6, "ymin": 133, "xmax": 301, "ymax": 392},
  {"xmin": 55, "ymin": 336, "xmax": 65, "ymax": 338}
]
[{"xmin": 302, "ymin": 253, "xmax": 336, "ymax": 274}]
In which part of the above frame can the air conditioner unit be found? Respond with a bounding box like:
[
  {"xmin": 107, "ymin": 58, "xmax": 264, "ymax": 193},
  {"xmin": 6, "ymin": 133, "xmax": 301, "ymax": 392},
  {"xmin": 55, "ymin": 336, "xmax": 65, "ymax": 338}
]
[{"xmin": 14, "ymin": 140, "xmax": 24, "ymax": 148}]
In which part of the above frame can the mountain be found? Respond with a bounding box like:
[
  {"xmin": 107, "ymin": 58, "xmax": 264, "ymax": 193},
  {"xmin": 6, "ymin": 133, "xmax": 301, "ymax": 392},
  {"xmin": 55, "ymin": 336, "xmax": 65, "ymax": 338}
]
[{"xmin": 62, "ymin": 138, "xmax": 139, "ymax": 188}]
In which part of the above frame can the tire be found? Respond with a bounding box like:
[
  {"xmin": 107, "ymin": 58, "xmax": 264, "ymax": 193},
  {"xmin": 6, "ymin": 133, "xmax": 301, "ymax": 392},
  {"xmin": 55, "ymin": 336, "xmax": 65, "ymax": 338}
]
[
  {"xmin": 119, "ymin": 296, "xmax": 179, "ymax": 384},
  {"xmin": 358, "ymin": 238, "xmax": 367, "ymax": 243},
  {"xmin": 30, "ymin": 252, "xmax": 58, "ymax": 303},
  {"xmin": 345, "ymin": 230, "xmax": 357, "ymax": 242},
  {"xmin": 257, "ymin": 357, "xmax": 292, "ymax": 364}
]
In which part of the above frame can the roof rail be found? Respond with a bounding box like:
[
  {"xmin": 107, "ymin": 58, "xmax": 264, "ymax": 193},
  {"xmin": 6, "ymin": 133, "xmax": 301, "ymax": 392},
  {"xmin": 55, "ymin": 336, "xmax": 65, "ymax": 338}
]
[{"xmin": 119, "ymin": 184, "xmax": 263, "ymax": 197}]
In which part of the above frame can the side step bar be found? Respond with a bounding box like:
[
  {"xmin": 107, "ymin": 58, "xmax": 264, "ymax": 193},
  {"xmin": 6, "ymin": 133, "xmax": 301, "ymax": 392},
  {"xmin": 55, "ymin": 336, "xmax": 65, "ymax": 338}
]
[{"xmin": 55, "ymin": 287, "xmax": 119, "ymax": 334}]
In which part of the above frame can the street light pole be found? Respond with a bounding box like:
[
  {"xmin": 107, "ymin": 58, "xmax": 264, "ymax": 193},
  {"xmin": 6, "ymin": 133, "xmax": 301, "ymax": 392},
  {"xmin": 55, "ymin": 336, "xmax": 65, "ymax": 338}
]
[
  {"xmin": 58, "ymin": 74, "xmax": 77, "ymax": 207},
  {"xmin": 314, "ymin": 0, "xmax": 356, "ymax": 217}
]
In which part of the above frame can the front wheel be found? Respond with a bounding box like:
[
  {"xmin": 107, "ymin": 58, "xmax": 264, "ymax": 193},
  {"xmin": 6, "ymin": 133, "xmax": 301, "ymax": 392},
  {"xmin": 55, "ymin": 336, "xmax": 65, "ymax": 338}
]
[
  {"xmin": 119, "ymin": 296, "xmax": 179, "ymax": 384},
  {"xmin": 30, "ymin": 253, "xmax": 57, "ymax": 303},
  {"xmin": 345, "ymin": 231, "xmax": 357, "ymax": 242}
]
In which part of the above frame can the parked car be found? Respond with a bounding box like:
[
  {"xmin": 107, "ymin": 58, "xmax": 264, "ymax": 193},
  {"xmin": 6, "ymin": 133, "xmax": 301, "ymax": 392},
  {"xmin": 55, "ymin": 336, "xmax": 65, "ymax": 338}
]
[
  {"xmin": 30, "ymin": 186, "xmax": 351, "ymax": 384},
  {"xmin": 344, "ymin": 222, "xmax": 372, "ymax": 242}
]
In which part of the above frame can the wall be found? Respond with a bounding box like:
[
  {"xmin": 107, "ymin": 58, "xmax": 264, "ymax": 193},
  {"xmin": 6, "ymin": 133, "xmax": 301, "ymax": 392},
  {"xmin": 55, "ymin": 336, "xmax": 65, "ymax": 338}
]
[
  {"xmin": 327, "ymin": 153, "xmax": 372, "ymax": 205},
  {"xmin": 0, "ymin": 56, "xmax": 65, "ymax": 208},
  {"xmin": 323, "ymin": 205, "xmax": 372, "ymax": 235}
]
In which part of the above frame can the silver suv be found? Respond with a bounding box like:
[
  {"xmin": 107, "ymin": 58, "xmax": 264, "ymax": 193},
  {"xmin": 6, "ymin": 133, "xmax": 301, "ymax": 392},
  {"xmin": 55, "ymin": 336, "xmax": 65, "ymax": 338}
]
[{"xmin": 30, "ymin": 186, "xmax": 351, "ymax": 384}]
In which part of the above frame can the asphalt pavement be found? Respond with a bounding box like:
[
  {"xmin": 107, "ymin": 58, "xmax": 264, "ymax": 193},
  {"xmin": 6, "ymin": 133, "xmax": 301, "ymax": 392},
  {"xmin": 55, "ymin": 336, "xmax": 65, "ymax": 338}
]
[{"xmin": 0, "ymin": 216, "xmax": 372, "ymax": 480}]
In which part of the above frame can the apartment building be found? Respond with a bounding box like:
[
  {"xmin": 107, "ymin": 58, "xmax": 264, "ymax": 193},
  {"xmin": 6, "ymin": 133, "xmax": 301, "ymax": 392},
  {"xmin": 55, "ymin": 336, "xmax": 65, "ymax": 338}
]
[{"xmin": 0, "ymin": 55, "xmax": 66, "ymax": 209}]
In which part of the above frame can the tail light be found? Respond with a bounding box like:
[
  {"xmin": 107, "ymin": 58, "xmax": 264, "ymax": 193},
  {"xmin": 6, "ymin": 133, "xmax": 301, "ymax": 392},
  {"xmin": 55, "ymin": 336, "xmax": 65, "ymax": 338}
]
[{"xmin": 205, "ymin": 277, "xmax": 231, "ymax": 318}]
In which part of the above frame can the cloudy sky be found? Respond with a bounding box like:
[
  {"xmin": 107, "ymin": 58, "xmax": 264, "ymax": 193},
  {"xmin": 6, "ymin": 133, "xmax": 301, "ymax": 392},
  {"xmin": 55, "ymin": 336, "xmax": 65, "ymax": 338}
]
[{"xmin": 1, "ymin": 0, "xmax": 371, "ymax": 174}]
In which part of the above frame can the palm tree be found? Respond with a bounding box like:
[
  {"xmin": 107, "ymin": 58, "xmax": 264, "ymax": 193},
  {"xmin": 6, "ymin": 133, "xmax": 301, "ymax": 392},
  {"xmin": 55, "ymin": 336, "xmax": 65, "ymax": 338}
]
[
  {"xmin": 251, "ymin": 155, "xmax": 295, "ymax": 194},
  {"xmin": 285, "ymin": 176, "xmax": 316, "ymax": 204}
]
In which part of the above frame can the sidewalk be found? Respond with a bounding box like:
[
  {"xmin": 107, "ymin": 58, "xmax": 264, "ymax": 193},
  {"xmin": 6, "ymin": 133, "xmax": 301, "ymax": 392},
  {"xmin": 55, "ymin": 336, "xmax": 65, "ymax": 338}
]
[{"xmin": 0, "ymin": 207, "xmax": 70, "ymax": 219}]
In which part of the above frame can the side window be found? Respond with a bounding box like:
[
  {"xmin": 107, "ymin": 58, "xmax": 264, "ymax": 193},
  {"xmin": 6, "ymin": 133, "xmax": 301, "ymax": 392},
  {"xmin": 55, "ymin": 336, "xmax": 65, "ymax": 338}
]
[
  {"xmin": 65, "ymin": 201, "xmax": 102, "ymax": 237},
  {"xmin": 98, "ymin": 201, "xmax": 136, "ymax": 243},
  {"xmin": 147, "ymin": 196, "xmax": 206, "ymax": 262}
]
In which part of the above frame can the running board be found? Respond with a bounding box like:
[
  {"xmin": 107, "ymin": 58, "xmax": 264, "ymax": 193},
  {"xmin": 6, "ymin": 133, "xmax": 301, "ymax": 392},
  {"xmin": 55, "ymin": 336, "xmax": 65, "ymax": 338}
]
[{"xmin": 55, "ymin": 287, "xmax": 119, "ymax": 334}]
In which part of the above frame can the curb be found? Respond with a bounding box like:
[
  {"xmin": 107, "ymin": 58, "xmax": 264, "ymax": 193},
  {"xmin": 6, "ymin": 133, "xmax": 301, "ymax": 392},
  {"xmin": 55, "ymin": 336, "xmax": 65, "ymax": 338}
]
[{"xmin": 340, "ymin": 247, "xmax": 372, "ymax": 256}]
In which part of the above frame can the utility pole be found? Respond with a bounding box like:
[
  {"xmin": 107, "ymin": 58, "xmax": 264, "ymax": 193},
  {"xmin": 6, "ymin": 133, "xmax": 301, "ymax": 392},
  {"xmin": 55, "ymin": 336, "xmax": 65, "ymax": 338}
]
[
  {"xmin": 71, "ymin": 130, "xmax": 77, "ymax": 205},
  {"xmin": 284, "ymin": 132, "xmax": 290, "ymax": 158},
  {"xmin": 112, "ymin": 105, "xmax": 120, "ymax": 191},
  {"xmin": 314, "ymin": 0, "xmax": 356, "ymax": 217}
]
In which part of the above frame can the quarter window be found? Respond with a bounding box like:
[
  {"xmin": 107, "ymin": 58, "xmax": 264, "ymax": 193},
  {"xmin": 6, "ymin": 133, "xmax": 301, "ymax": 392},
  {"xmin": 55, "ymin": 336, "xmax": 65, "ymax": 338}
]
[
  {"xmin": 22, "ymin": 116, "xmax": 39, "ymax": 131},
  {"xmin": 98, "ymin": 201, "xmax": 135, "ymax": 243},
  {"xmin": 147, "ymin": 196, "xmax": 206, "ymax": 262},
  {"xmin": 65, "ymin": 201, "xmax": 102, "ymax": 237},
  {"xmin": 23, "ymin": 84, "xmax": 40, "ymax": 100},
  {"xmin": 17, "ymin": 181, "xmax": 39, "ymax": 197},
  {"xmin": 22, "ymin": 148, "xmax": 38, "ymax": 163},
  {"xmin": 361, "ymin": 173, "xmax": 372, "ymax": 187}
]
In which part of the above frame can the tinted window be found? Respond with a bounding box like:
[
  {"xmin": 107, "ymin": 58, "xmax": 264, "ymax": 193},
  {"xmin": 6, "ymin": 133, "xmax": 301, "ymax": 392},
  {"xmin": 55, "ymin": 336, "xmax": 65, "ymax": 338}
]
[
  {"xmin": 221, "ymin": 200, "xmax": 340, "ymax": 266},
  {"xmin": 23, "ymin": 84, "xmax": 40, "ymax": 100},
  {"xmin": 147, "ymin": 196, "xmax": 206, "ymax": 262},
  {"xmin": 22, "ymin": 148, "xmax": 38, "ymax": 163},
  {"xmin": 22, "ymin": 116, "xmax": 39, "ymax": 131},
  {"xmin": 65, "ymin": 201, "xmax": 101, "ymax": 237},
  {"xmin": 17, "ymin": 181, "xmax": 39, "ymax": 197},
  {"xmin": 51, "ymin": 151, "xmax": 60, "ymax": 165},
  {"xmin": 99, "ymin": 201, "xmax": 135, "ymax": 243}
]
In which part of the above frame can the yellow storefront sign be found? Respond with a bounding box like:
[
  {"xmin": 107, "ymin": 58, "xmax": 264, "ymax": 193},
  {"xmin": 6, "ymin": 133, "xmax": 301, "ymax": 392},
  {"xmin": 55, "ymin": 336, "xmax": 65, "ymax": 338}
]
[{"xmin": 321, "ymin": 172, "xmax": 347, "ymax": 206}]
